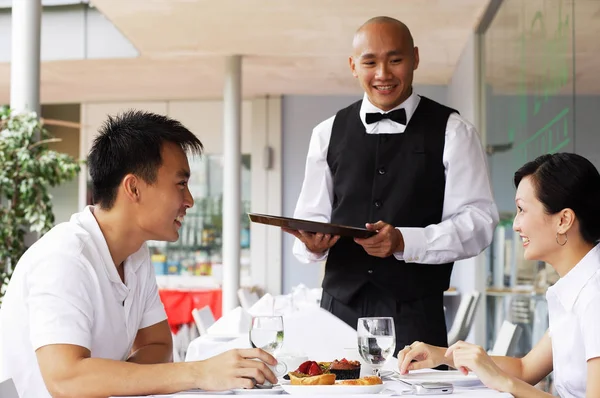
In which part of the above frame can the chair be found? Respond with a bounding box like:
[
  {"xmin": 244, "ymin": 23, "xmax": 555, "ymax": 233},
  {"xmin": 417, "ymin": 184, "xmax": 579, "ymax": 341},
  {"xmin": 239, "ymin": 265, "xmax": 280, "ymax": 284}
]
[
  {"xmin": 489, "ymin": 320, "xmax": 522, "ymax": 356},
  {"xmin": 238, "ymin": 288, "xmax": 259, "ymax": 310},
  {"xmin": 0, "ymin": 378, "xmax": 19, "ymax": 398},
  {"xmin": 447, "ymin": 291, "xmax": 481, "ymax": 345},
  {"xmin": 191, "ymin": 305, "xmax": 216, "ymax": 335},
  {"xmin": 464, "ymin": 291, "xmax": 481, "ymax": 331},
  {"xmin": 171, "ymin": 332, "xmax": 182, "ymax": 363}
]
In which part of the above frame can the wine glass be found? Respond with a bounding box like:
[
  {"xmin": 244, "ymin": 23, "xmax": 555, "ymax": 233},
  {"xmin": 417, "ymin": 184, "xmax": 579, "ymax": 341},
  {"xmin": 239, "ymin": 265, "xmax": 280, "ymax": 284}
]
[
  {"xmin": 249, "ymin": 315, "xmax": 284, "ymax": 354},
  {"xmin": 249, "ymin": 316, "xmax": 286, "ymax": 384},
  {"xmin": 357, "ymin": 317, "xmax": 396, "ymax": 377},
  {"xmin": 250, "ymin": 316, "xmax": 283, "ymax": 356}
]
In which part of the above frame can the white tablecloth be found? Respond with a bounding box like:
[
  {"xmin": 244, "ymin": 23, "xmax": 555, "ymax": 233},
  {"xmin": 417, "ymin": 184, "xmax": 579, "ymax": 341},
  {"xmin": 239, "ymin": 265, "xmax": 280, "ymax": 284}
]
[{"xmin": 116, "ymin": 380, "xmax": 512, "ymax": 397}]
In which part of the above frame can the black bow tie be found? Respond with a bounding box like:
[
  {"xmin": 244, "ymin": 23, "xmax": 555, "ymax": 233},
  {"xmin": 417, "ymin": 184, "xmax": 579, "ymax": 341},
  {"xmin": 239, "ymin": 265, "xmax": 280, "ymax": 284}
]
[{"xmin": 365, "ymin": 108, "xmax": 407, "ymax": 125}]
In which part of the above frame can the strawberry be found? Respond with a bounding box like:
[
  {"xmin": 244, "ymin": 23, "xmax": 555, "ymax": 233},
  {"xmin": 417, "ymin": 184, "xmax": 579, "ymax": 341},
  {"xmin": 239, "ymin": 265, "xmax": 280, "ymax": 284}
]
[
  {"xmin": 297, "ymin": 361, "xmax": 312, "ymax": 374},
  {"xmin": 308, "ymin": 362, "xmax": 322, "ymax": 376}
]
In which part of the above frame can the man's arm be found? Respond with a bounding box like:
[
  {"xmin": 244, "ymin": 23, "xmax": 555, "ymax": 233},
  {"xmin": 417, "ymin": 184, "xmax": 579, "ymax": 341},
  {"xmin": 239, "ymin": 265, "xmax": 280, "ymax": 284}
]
[
  {"xmin": 127, "ymin": 320, "xmax": 173, "ymax": 364},
  {"xmin": 586, "ymin": 358, "xmax": 600, "ymax": 398},
  {"xmin": 128, "ymin": 252, "xmax": 173, "ymax": 365},
  {"xmin": 36, "ymin": 345, "xmax": 278, "ymax": 397},
  {"xmin": 396, "ymin": 114, "xmax": 499, "ymax": 264}
]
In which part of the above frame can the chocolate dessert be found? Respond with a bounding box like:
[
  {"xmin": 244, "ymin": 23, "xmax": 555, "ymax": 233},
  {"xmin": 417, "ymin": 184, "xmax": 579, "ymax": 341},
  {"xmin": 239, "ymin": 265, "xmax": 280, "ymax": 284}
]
[{"xmin": 329, "ymin": 358, "xmax": 361, "ymax": 380}]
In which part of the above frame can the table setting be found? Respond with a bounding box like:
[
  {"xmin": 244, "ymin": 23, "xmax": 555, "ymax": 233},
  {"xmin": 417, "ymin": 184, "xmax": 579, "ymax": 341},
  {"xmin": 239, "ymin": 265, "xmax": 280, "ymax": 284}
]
[{"xmin": 116, "ymin": 292, "xmax": 512, "ymax": 397}]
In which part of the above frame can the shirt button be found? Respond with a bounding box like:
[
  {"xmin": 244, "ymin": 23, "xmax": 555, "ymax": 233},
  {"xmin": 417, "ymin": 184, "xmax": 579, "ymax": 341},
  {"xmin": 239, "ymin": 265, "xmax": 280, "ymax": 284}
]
[
  {"xmin": 377, "ymin": 167, "xmax": 386, "ymax": 175},
  {"xmin": 374, "ymin": 200, "xmax": 382, "ymax": 208},
  {"xmin": 368, "ymin": 269, "xmax": 374, "ymax": 274}
]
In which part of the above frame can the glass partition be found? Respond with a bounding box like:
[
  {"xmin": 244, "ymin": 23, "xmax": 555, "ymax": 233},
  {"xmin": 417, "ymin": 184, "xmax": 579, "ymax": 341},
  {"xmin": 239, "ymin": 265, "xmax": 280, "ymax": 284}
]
[{"xmin": 484, "ymin": 3, "xmax": 600, "ymax": 390}]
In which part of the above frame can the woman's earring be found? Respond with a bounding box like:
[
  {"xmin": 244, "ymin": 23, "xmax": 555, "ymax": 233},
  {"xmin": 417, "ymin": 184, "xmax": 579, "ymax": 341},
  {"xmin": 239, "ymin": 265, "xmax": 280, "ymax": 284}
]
[{"xmin": 556, "ymin": 232, "xmax": 568, "ymax": 246}]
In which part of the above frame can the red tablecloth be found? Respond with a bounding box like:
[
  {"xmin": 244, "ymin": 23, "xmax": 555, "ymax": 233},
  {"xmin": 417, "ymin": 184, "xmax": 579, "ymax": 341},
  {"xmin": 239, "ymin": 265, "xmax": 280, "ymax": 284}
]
[{"xmin": 159, "ymin": 288, "xmax": 222, "ymax": 331}]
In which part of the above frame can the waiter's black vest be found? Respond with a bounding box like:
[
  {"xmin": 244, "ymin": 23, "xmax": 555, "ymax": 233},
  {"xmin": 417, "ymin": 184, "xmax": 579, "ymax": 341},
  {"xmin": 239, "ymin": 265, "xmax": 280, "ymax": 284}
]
[{"xmin": 322, "ymin": 96, "xmax": 457, "ymax": 304}]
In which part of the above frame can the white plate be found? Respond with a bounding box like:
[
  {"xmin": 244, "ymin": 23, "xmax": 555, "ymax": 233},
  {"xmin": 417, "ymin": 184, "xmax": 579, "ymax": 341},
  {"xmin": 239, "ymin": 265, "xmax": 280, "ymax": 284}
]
[
  {"xmin": 231, "ymin": 386, "xmax": 284, "ymax": 395},
  {"xmin": 394, "ymin": 370, "xmax": 479, "ymax": 384},
  {"xmin": 151, "ymin": 389, "xmax": 233, "ymax": 396},
  {"xmin": 280, "ymin": 383, "xmax": 385, "ymax": 395}
]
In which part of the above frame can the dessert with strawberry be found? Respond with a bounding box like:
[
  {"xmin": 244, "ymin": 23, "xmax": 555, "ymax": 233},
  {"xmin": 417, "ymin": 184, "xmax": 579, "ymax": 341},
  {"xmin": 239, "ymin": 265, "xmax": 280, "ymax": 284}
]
[{"xmin": 286, "ymin": 360, "xmax": 335, "ymax": 385}]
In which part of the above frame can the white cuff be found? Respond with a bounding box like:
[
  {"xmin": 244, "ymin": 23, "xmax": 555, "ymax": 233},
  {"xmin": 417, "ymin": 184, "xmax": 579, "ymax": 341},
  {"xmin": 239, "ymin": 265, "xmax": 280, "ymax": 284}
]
[
  {"xmin": 397, "ymin": 227, "xmax": 427, "ymax": 263},
  {"xmin": 293, "ymin": 238, "xmax": 328, "ymax": 263}
]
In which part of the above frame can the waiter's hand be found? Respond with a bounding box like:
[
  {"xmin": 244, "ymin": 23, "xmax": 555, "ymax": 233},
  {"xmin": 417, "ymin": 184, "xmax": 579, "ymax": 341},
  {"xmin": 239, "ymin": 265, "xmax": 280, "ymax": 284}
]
[
  {"xmin": 354, "ymin": 221, "xmax": 404, "ymax": 258},
  {"xmin": 282, "ymin": 228, "xmax": 340, "ymax": 255}
]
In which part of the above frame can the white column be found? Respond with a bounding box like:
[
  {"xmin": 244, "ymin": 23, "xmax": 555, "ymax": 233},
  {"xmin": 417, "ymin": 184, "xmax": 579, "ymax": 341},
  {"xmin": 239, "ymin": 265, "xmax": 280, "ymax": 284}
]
[
  {"xmin": 222, "ymin": 55, "xmax": 242, "ymax": 313},
  {"xmin": 10, "ymin": 0, "xmax": 42, "ymax": 115}
]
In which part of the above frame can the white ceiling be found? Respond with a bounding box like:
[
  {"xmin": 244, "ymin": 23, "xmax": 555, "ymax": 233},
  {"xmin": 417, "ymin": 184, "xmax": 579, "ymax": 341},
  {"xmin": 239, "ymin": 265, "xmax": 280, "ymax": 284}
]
[{"xmin": 0, "ymin": 0, "xmax": 490, "ymax": 104}]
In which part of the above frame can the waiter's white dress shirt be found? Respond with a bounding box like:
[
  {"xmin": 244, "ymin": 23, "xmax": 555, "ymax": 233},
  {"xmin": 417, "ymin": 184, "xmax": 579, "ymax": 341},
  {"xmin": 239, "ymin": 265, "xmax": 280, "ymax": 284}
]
[{"xmin": 292, "ymin": 92, "xmax": 499, "ymax": 265}]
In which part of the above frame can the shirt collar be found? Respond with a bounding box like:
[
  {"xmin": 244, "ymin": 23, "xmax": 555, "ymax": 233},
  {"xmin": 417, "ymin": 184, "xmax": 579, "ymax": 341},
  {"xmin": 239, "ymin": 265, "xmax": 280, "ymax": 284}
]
[
  {"xmin": 547, "ymin": 244, "xmax": 600, "ymax": 311},
  {"xmin": 71, "ymin": 206, "xmax": 146, "ymax": 284},
  {"xmin": 359, "ymin": 91, "xmax": 420, "ymax": 134}
]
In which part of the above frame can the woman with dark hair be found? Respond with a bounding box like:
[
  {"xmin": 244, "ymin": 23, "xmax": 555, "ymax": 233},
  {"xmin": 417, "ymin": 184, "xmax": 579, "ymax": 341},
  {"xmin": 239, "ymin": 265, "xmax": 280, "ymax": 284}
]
[{"xmin": 396, "ymin": 153, "xmax": 600, "ymax": 398}]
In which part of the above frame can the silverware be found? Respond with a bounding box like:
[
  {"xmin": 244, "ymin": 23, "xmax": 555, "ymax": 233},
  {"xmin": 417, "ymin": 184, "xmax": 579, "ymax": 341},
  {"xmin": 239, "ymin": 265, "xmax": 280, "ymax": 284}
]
[
  {"xmin": 396, "ymin": 379, "xmax": 415, "ymax": 389},
  {"xmin": 254, "ymin": 383, "xmax": 280, "ymax": 389}
]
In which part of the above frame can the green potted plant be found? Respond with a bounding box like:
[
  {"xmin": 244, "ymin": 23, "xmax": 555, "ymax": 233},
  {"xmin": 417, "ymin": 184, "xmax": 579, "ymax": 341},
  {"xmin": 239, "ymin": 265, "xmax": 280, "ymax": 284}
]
[{"xmin": 0, "ymin": 106, "xmax": 81, "ymax": 301}]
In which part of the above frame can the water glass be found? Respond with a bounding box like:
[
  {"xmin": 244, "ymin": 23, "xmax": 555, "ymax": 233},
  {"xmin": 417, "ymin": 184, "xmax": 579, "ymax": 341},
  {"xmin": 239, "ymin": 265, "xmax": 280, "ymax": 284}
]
[
  {"xmin": 249, "ymin": 315, "xmax": 284, "ymax": 355},
  {"xmin": 357, "ymin": 317, "xmax": 396, "ymax": 376}
]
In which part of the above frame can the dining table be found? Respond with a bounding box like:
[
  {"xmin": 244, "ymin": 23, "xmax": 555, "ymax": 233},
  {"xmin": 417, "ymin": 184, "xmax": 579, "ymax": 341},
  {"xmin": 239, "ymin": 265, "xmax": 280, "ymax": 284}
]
[{"xmin": 114, "ymin": 301, "xmax": 513, "ymax": 397}]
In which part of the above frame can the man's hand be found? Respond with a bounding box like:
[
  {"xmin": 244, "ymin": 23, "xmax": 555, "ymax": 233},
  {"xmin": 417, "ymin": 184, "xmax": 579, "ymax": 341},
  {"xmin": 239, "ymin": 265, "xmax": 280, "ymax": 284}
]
[
  {"xmin": 193, "ymin": 348, "xmax": 278, "ymax": 391},
  {"xmin": 354, "ymin": 221, "xmax": 404, "ymax": 258},
  {"xmin": 282, "ymin": 228, "xmax": 340, "ymax": 255}
]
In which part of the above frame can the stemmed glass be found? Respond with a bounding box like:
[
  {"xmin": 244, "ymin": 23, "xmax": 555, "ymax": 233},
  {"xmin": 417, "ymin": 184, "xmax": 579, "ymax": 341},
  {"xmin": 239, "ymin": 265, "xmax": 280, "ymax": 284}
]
[
  {"xmin": 249, "ymin": 315, "xmax": 286, "ymax": 384},
  {"xmin": 357, "ymin": 317, "xmax": 396, "ymax": 377},
  {"xmin": 249, "ymin": 315, "xmax": 284, "ymax": 354}
]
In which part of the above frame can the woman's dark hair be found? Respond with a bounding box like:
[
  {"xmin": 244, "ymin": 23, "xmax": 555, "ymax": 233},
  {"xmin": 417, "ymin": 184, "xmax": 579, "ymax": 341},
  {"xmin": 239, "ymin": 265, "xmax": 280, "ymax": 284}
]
[
  {"xmin": 88, "ymin": 110, "xmax": 203, "ymax": 209},
  {"xmin": 514, "ymin": 153, "xmax": 600, "ymax": 244}
]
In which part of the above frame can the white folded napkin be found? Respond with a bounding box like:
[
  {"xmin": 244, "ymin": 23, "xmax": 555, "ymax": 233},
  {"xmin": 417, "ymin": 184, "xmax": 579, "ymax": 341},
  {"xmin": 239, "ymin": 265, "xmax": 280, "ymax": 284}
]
[
  {"xmin": 291, "ymin": 284, "xmax": 320, "ymax": 310},
  {"xmin": 248, "ymin": 292, "xmax": 275, "ymax": 315},
  {"xmin": 206, "ymin": 306, "xmax": 251, "ymax": 336}
]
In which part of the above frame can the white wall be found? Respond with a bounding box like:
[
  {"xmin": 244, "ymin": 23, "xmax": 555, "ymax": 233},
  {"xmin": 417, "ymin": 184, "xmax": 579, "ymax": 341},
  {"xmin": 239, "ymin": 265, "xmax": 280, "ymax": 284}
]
[
  {"xmin": 447, "ymin": 33, "xmax": 487, "ymax": 346},
  {"xmin": 42, "ymin": 104, "xmax": 80, "ymax": 224},
  {"xmin": 250, "ymin": 97, "xmax": 283, "ymax": 295},
  {"xmin": 281, "ymin": 85, "xmax": 450, "ymax": 293}
]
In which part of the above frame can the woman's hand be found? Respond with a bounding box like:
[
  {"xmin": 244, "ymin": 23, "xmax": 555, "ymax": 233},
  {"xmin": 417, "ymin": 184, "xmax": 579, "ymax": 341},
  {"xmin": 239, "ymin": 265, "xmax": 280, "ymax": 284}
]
[
  {"xmin": 445, "ymin": 341, "xmax": 512, "ymax": 392},
  {"xmin": 397, "ymin": 341, "xmax": 448, "ymax": 374}
]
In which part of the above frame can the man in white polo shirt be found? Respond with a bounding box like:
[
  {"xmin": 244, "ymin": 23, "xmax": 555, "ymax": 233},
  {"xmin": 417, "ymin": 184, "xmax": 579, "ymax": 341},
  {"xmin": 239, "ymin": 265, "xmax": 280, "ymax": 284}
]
[{"xmin": 0, "ymin": 111, "xmax": 277, "ymax": 398}]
